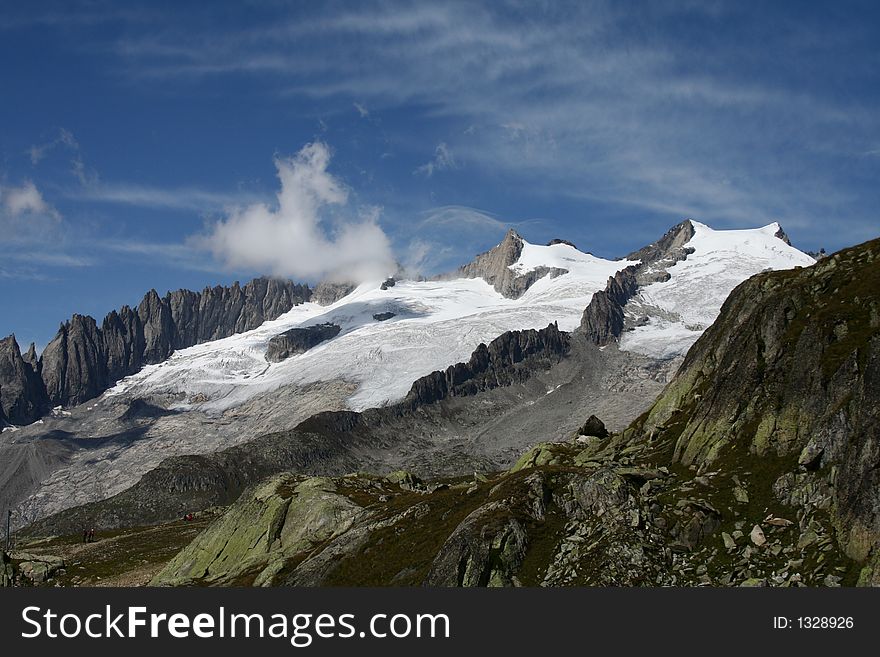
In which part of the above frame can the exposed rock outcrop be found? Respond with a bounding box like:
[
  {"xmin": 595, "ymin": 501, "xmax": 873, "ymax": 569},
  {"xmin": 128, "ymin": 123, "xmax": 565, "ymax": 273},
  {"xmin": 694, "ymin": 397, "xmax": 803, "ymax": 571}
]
[
  {"xmin": 403, "ymin": 323, "xmax": 570, "ymax": 407},
  {"xmin": 265, "ymin": 323, "xmax": 341, "ymax": 362},
  {"xmin": 579, "ymin": 221, "xmax": 697, "ymax": 346},
  {"xmin": 456, "ymin": 229, "xmax": 568, "ymax": 299},
  {"xmin": 579, "ymin": 267, "xmax": 638, "ymax": 345},
  {"xmin": 577, "ymin": 415, "xmax": 608, "ymax": 438},
  {"xmin": 151, "ymin": 432, "xmax": 857, "ymax": 587},
  {"xmin": 311, "ymin": 280, "xmax": 355, "ymax": 306},
  {"xmin": 1, "ymin": 278, "xmax": 310, "ymax": 422}
]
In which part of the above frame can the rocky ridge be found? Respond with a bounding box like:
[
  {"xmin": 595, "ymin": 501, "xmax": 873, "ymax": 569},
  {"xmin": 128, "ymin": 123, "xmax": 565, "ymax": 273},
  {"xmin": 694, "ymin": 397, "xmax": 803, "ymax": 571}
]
[
  {"xmin": 579, "ymin": 220, "xmax": 696, "ymax": 345},
  {"xmin": 0, "ymin": 277, "xmax": 311, "ymax": 423}
]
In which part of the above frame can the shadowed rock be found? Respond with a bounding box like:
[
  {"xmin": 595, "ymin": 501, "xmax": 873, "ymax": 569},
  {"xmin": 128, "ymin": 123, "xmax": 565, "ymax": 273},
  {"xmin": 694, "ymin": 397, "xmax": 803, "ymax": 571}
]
[
  {"xmin": 266, "ymin": 323, "xmax": 342, "ymax": 362},
  {"xmin": 0, "ymin": 336, "xmax": 47, "ymax": 425}
]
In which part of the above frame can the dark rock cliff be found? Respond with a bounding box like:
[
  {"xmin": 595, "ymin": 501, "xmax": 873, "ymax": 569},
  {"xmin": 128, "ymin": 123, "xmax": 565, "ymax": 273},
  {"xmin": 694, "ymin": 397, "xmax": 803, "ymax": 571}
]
[
  {"xmin": 579, "ymin": 220, "xmax": 695, "ymax": 345},
  {"xmin": 404, "ymin": 322, "xmax": 570, "ymax": 407},
  {"xmin": 0, "ymin": 336, "xmax": 48, "ymax": 424},
  {"xmin": 1, "ymin": 278, "xmax": 311, "ymax": 423}
]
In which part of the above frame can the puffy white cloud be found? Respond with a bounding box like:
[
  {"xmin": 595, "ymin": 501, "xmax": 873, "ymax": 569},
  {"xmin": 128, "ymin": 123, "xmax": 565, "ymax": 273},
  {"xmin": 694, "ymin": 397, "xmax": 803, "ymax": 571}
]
[{"xmin": 197, "ymin": 142, "xmax": 396, "ymax": 282}]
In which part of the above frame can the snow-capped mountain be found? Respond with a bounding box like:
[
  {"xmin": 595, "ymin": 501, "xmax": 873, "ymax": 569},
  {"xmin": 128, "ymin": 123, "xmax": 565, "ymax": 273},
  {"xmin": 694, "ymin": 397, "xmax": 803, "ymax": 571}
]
[
  {"xmin": 106, "ymin": 220, "xmax": 813, "ymax": 413},
  {"xmin": 0, "ymin": 219, "xmax": 817, "ymax": 526},
  {"xmin": 109, "ymin": 239, "xmax": 635, "ymax": 412},
  {"xmin": 619, "ymin": 221, "xmax": 816, "ymax": 358}
]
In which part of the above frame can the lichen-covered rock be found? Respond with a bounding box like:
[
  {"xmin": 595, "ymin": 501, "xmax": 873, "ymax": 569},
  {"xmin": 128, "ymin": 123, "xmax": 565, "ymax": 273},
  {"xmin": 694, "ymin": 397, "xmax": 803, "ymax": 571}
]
[
  {"xmin": 629, "ymin": 237, "xmax": 880, "ymax": 576},
  {"xmin": 151, "ymin": 474, "xmax": 364, "ymax": 586}
]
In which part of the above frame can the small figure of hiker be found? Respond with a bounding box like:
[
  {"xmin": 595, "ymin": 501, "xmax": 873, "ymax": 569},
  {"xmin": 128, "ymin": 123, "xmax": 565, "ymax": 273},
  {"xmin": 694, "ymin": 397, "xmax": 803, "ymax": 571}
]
[
  {"xmin": 82, "ymin": 527, "xmax": 88, "ymax": 544},
  {"xmin": 87, "ymin": 528, "xmax": 95, "ymax": 543}
]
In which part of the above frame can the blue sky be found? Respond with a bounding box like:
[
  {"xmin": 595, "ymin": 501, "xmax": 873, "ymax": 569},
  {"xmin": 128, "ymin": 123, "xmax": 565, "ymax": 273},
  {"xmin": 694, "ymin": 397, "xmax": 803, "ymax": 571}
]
[{"xmin": 1, "ymin": 0, "xmax": 878, "ymax": 350}]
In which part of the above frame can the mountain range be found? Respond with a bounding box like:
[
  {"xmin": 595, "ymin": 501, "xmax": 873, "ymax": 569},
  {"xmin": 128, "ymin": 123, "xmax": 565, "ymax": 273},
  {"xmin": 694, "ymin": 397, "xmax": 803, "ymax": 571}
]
[{"xmin": 2, "ymin": 218, "xmax": 876, "ymax": 588}]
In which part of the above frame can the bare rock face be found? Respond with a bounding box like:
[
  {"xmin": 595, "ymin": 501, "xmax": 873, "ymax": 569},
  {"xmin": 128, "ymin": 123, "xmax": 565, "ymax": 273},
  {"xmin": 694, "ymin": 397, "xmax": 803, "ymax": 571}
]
[
  {"xmin": 456, "ymin": 229, "xmax": 568, "ymax": 299},
  {"xmin": 40, "ymin": 315, "xmax": 108, "ymax": 408},
  {"xmin": 404, "ymin": 322, "xmax": 570, "ymax": 407},
  {"xmin": 22, "ymin": 343, "xmax": 39, "ymax": 372},
  {"xmin": 312, "ymin": 281, "xmax": 355, "ymax": 306},
  {"xmin": 266, "ymin": 323, "xmax": 342, "ymax": 362},
  {"xmin": 579, "ymin": 221, "xmax": 696, "ymax": 346},
  {"xmin": 579, "ymin": 266, "xmax": 639, "ymax": 346},
  {"xmin": 0, "ymin": 335, "xmax": 48, "ymax": 424}
]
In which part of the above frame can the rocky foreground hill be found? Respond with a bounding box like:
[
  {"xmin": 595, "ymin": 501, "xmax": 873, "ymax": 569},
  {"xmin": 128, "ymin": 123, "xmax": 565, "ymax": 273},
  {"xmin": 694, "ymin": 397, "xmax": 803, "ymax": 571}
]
[{"xmin": 137, "ymin": 236, "xmax": 875, "ymax": 587}]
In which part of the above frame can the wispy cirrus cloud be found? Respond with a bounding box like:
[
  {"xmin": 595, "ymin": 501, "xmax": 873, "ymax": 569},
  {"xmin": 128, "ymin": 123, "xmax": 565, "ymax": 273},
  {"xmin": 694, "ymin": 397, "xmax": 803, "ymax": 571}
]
[
  {"xmin": 413, "ymin": 142, "xmax": 456, "ymax": 178},
  {"xmin": 68, "ymin": 182, "xmax": 265, "ymax": 212},
  {"xmin": 10, "ymin": 1, "xmax": 879, "ymax": 255}
]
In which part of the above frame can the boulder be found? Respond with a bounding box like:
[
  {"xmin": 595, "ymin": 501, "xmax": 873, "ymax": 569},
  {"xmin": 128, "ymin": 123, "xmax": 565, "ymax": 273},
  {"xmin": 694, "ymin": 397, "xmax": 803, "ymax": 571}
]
[{"xmin": 578, "ymin": 415, "xmax": 609, "ymax": 438}]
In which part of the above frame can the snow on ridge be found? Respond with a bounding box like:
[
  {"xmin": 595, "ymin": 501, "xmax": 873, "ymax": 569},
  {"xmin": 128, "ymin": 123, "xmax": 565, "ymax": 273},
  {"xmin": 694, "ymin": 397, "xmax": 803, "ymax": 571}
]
[
  {"xmin": 619, "ymin": 221, "xmax": 816, "ymax": 360},
  {"xmin": 108, "ymin": 240, "xmax": 632, "ymax": 413}
]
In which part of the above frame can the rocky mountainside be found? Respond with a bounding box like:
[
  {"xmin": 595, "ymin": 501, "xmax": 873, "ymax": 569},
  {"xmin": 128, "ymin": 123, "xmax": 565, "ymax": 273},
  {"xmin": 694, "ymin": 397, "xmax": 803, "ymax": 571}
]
[
  {"xmin": 23, "ymin": 323, "xmax": 580, "ymax": 535},
  {"xmin": 625, "ymin": 236, "xmax": 880, "ymax": 582},
  {"xmin": 144, "ymin": 237, "xmax": 878, "ymax": 587},
  {"xmin": 0, "ymin": 277, "xmax": 311, "ymax": 423},
  {"xmin": 2, "ymin": 220, "xmax": 814, "ymax": 535},
  {"xmin": 579, "ymin": 220, "xmax": 698, "ymax": 345}
]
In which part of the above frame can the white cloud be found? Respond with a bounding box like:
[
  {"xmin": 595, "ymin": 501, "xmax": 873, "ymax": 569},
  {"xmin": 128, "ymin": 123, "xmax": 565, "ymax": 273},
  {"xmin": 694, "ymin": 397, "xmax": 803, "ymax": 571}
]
[
  {"xmin": 414, "ymin": 142, "xmax": 457, "ymax": 178},
  {"xmin": 1, "ymin": 181, "xmax": 56, "ymax": 217},
  {"xmin": 71, "ymin": 182, "xmax": 262, "ymax": 211},
  {"xmin": 196, "ymin": 142, "xmax": 395, "ymax": 282}
]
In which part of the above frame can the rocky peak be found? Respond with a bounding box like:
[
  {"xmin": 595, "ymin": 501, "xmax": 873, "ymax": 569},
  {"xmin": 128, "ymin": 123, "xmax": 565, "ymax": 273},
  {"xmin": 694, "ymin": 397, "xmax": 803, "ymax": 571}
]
[
  {"xmin": 0, "ymin": 334, "xmax": 48, "ymax": 425},
  {"xmin": 625, "ymin": 219, "xmax": 695, "ymax": 264},
  {"xmin": 23, "ymin": 342, "xmax": 39, "ymax": 372},
  {"xmin": 456, "ymin": 229, "xmax": 568, "ymax": 299},
  {"xmin": 772, "ymin": 222, "xmax": 793, "ymax": 246},
  {"xmin": 3, "ymin": 277, "xmax": 312, "ymax": 415}
]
